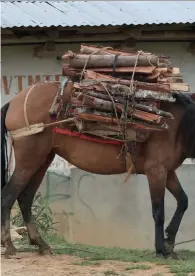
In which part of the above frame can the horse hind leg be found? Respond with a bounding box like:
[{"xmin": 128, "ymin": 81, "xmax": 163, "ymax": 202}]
[
  {"xmin": 164, "ymin": 171, "xmax": 188, "ymax": 258},
  {"xmin": 1, "ymin": 132, "xmax": 53, "ymax": 257},
  {"xmin": 17, "ymin": 152, "xmax": 55, "ymax": 255},
  {"xmin": 1, "ymin": 166, "xmax": 40, "ymax": 257}
]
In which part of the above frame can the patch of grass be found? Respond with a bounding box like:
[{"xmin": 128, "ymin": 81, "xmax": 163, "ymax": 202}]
[
  {"xmin": 125, "ymin": 264, "xmax": 152, "ymax": 271},
  {"xmin": 173, "ymin": 273, "xmax": 188, "ymax": 276},
  {"xmin": 104, "ymin": 270, "xmax": 119, "ymax": 276},
  {"xmin": 73, "ymin": 260, "xmax": 100, "ymax": 266},
  {"xmin": 16, "ymin": 233, "xmax": 195, "ymax": 272},
  {"xmin": 12, "ymin": 193, "xmax": 58, "ymax": 234},
  {"xmin": 169, "ymin": 259, "xmax": 195, "ymax": 274}
]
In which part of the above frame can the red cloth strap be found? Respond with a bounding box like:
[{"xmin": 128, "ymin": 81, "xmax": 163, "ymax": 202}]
[{"xmin": 53, "ymin": 127, "xmax": 123, "ymax": 146}]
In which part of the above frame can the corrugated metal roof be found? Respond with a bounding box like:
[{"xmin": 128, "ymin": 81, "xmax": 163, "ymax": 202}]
[{"xmin": 1, "ymin": 1, "xmax": 195, "ymax": 28}]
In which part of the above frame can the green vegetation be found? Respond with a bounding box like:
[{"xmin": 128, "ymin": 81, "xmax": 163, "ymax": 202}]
[
  {"xmin": 104, "ymin": 270, "xmax": 119, "ymax": 276},
  {"xmin": 16, "ymin": 233, "xmax": 195, "ymax": 276},
  {"xmin": 73, "ymin": 260, "xmax": 101, "ymax": 266},
  {"xmin": 12, "ymin": 193, "xmax": 58, "ymax": 234},
  {"xmin": 125, "ymin": 264, "xmax": 151, "ymax": 271},
  {"xmin": 12, "ymin": 191, "xmax": 195, "ymax": 276},
  {"xmin": 169, "ymin": 259, "xmax": 195, "ymax": 274}
]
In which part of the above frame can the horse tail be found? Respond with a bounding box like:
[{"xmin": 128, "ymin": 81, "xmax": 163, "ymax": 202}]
[{"xmin": 1, "ymin": 102, "xmax": 10, "ymax": 190}]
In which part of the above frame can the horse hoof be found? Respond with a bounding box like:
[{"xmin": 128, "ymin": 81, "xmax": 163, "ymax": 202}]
[
  {"xmin": 38, "ymin": 247, "xmax": 52, "ymax": 256},
  {"xmin": 4, "ymin": 246, "xmax": 17, "ymax": 258},
  {"xmin": 164, "ymin": 240, "xmax": 174, "ymax": 254},
  {"xmin": 156, "ymin": 251, "xmax": 181, "ymax": 260},
  {"xmin": 156, "ymin": 253, "xmax": 166, "ymax": 259},
  {"xmin": 167, "ymin": 252, "xmax": 181, "ymax": 260}
]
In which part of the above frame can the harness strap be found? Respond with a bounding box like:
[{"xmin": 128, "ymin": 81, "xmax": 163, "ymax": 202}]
[{"xmin": 24, "ymin": 85, "xmax": 35, "ymax": 127}]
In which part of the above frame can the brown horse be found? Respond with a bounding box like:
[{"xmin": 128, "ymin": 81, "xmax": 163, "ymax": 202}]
[{"xmin": 1, "ymin": 80, "xmax": 195, "ymax": 259}]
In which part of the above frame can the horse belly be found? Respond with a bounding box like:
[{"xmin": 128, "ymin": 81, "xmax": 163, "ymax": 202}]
[{"xmin": 54, "ymin": 135, "xmax": 127, "ymax": 175}]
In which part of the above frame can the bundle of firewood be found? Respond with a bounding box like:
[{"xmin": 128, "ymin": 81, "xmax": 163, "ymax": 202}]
[{"xmin": 61, "ymin": 44, "xmax": 190, "ymax": 141}]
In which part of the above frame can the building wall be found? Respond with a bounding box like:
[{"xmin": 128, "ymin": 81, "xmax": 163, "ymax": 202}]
[
  {"xmin": 2, "ymin": 42, "xmax": 195, "ymax": 103},
  {"xmin": 42, "ymin": 165, "xmax": 195, "ymax": 250}
]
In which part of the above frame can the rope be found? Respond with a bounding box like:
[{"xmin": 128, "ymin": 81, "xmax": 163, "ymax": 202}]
[
  {"xmin": 23, "ymin": 80, "xmax": 71, "ymax": 131},
  {"xmin": 77, "ymin": 48, "xmax": 146, "ymax": 175},
  {"xmin": 24, "ymin": 85, "xmax": 35, "ymax": 127},
  {"xmin": 77, "ymin": 46, "xmax": 127, "ymax": 143},
  {"xmin": 83, "ymin": 76, "xmax": 126, "ymax": 143},
  {"xmin": 13, "ymin": 237, "xmax": 195, "ymax": 259},
  {"xmin": 76, "ymin": 46, "xmax": 113, "ymax": 101},
  {"xmin": 122, "ymin": 51, "xmax": 142, "ymax": 179},
  {"xmin": 174, "ymin": 238, "xmax": 195, "ymax": 247},
  {"xmin": 78, "ymin": 47, "xmax": 135, "ymax": 137},
  {"xmin": 43, "ymin": 117, "xmax": 75, "ymax": 128},
  {"xmin": 138, "ymin": 238, "xmax": 195, "ymax": 258}
]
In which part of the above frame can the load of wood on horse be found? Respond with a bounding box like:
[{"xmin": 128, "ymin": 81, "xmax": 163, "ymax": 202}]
[{"xmin": 1, "ymin": 44, "xmax": 195, "ymax": 259}]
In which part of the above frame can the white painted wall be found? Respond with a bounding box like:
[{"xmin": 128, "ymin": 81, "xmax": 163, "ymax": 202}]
[{"xmin": 1, "ymin": 42, "xmax": 195, "ymax": 168}]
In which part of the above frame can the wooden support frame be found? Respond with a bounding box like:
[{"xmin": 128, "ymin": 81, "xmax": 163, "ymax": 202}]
[{"xmin": 1, "ymin": 25, "xmax": 195, "ymax": 45}]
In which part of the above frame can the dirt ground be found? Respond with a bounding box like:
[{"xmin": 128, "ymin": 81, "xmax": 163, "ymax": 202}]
[{"xmin": 1, "ymin": 252, "xmax": 173, "ymax": 276}]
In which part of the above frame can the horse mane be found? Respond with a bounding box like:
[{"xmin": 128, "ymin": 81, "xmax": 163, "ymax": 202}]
[
  {"xmin": 173, "ymin": 92, "xmax": 195, "ymax": 159},
  {"xmin": 172, "ymin": 92, "xmax": 195, "ymax": 106}
]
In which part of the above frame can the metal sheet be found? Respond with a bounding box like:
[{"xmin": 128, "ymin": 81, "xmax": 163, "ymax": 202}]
[{"xmin": 1, "ymin": 1, "xmax": 195, "ymax": 28}]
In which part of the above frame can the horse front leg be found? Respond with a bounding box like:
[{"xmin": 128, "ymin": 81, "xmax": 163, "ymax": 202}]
[
  {"xmin": 145, "ymin": 162, "xmax": 167, "ymax": 258},
  {"xmin": 164, "ymin": 171, "xmax": 188, "ymax": 258}
]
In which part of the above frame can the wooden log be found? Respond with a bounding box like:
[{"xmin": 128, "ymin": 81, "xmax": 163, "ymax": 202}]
[
  {"xmin": 78, "ymin": 94, "xmax": 165, "ymax": 125},
  {"xmin": 84, "ymin": 129, "xmax": 138, "ymax": 141},
  {"xmin": 62, "ymin": 53, "xmax": 160, "ymax": 68},
  {"xmin": 74, "ymin": 91, "xmax": 174, "ymax": 119},
  {"xmin": 77, "ymin": 90, "xmax": 110, "ymax": 101},
  {"xmin": 105, "ymin": 83, "xmax": 175, "ymax": 101},
  {"xmin": 84, "ymin": 70, "xmax": 189, "ymax": 93},
  {"xmin": 79, "ymin": 94, "xmax": 113, "ymax": 112},
  {"xmin": 155, "ymin": 67, "xmax": 180, "ymax": 76},
  {"xmin": 74, "ymin": 120, "xmax": 139, "ymax": 142},
  {"xmin": 170, "ymin": 83, "xmax": 189, "ymax": 92},
  {"xmin": 146, "ymin": 71, "xmax": 161, "ymax": 81},
  {"xmin": 86, "ymin": 66, "xmax": 156, "ymax": 74},
  {"xmin": 162, "ymin": 72, "xmax": 183, "ymax": 78},
  {"xmin": 77, "ymin": 94, "xmax": 164, "ymax": 124},
  {"xmin": 74, "ymin": 82, "xmax": 175, "ymax": 102},
  {"xmin": 62, "ymin": 65, "xmax": 156, "ymax": 76},
  {"xmin": 83, "ymin": 129, "xmax": 121, "ymax": 136},
  {"xmin": 77, "ymin": 86, "xmax": 175, "ymax": 102},
  {"xmin": 80, "ymin": 44, "xmax": 147, "ymax": 56},
  {"xmin": 75, "ymin": 120, "xmax": 121, "ymax": 133},
  {"xmin": 134, "ymin": 103, "xmax": 174, "ymax": 119},
  {"xmin": 80, "ymin": 45, "xmax": 170, "ymax": 65},
  {"xmin": 74, "ymin": 82, "xmax": 106, "ymax": 92},
  {"xmin": 116, "ymin": 103, "xmax": 165, "ymax": 124},
  {"xmin": 84, "ymin": 70, "xmax": 171, "ymax": 92},
  {"xmin": 74, "ymin": 108, "xmax": 165, "ymax": 131},
  {"xmin": 157, "ymin": 76, "xmax": 183, "ymax": 83}
]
